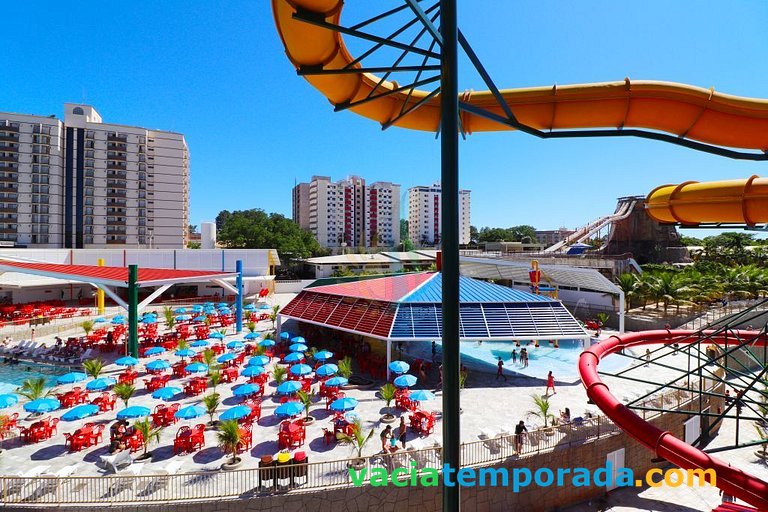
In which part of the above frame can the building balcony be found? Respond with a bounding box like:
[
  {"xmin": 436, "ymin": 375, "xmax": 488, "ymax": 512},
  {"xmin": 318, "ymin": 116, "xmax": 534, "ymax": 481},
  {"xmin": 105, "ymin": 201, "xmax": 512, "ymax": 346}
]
[
  {"xmin": 0, "ymin": 228, "xmax": 17, "ymax": 234},
  {"xmin": 107, "ymin": 162, "xmax": 127, "ymax": 170},
  {"xmin": 0, "ymin": 125, "xmax": 19, "ymax": 132},
  {"xmin": 106, "ymin": 219, "xmax": 126, "ymax": 226},
  {"xmin": 107, "ymin": 153, "xmax": 127, "ymax": 161},
  {"xmin": 0, "ymin": 156, "xmax": 18, "ymax": 163},
  {"xmin": 106, "ymin": 228, "xmax": 127, "ymax": 235},
  {"xmin": 106, "ymin": 238, "xmax": 127, "ymax": 245},
  {"xmin": 107, "ymin": 189, "xmax": 127, "ymax": 197},
  {"xmin": 108, "ymin": 134, "xmax": 127, "ymax": 142},
  {"xmin": 106, "ymin": 198, "xmax": 127, "ymax": 206},
  {"xmin": 108, "ymin": 142, "xmax": 128, "ymax": 151},
  {"xmin": 107, "ymin": 180, "xmax": 127, "ymax": 189},
  {"xmin": 107, "ymin": 170, "xmax": 127, "ymax": 179},
  {"xmin": 0, "ymin": 135, "xmax": 18, "ymax": 143},
  {"xmin": 0, "ymin": 184, "xmax": 18, "ymax": 192},
  {"xmin": 0, "ymin": 175, "xmax": 17, "ymax": 184}
]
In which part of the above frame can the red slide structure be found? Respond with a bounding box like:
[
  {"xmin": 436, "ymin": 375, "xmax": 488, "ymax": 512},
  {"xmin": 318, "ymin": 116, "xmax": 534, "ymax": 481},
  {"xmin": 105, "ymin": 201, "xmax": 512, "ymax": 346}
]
[{"xmin": 579, "ymin": 330, "xmax": 768, "ymax": 510}]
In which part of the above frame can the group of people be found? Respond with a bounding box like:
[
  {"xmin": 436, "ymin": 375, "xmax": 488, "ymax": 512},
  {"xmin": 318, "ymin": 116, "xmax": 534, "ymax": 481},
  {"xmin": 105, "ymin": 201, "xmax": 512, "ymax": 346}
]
[
  {"xmin": 108, "ymin": 419, "xmax": 132, "ymax": 454},
  {"xmin": 510, "ymin": 348, "xmax": 530, "ymax": 368},
  {"xmin": 379, "ymin": 417, "xmax": 408, "ymax": 453}
]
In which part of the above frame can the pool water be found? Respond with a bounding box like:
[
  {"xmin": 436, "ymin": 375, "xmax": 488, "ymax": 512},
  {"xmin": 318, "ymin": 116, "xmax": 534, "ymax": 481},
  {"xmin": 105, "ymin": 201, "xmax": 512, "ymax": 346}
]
[{"xmin": 0, "ymin": 361, "xmax": 71, "ymax": 394}]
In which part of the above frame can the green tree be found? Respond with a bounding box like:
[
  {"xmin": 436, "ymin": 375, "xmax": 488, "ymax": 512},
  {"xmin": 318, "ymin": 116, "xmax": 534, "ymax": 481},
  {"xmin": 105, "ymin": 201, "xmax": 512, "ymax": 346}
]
[
  {"xmin": 399, "ymin": 219, "xmax": 409, "ymax": 241},
  {"xmin": 133, "ymin": 418, "xmax": 163, "ymax": 458},
  {"xmin": 469, "ymin": 225, "xmax": 479, "ymax": 244},
  {"xmin": 273, "ymin": 365, "xmax": 287, "ymax": 384},
  {"xmin": 18, "ymin": 377, "xmax": 53, "ymax": 401},
  {"xmin": 216, "ymin": 209, "xmax": 322, "ymax": 258},
  {"xmin": 528, "ymin": 394, "xmax": 555, "ymax": 428},
  {"xmin": 163, "ymin": 306, "xmax": 176, "ymax": 330},
  {"xmin": 202, "ymin": 392, "xmax": 221, "ymax": 425},
  {"xmin": 82, "ymin": 359, "xmax": 105, "ymax": 379},
  {"xmin": 216, "ymin": 420, "xmax": 242, "ymax": 465},
  {"xmin": 113, "ymin": 383, "xmax": 136, "ymax": 408},
  {"xmin": 81, "ymin": 320, "xmax": 94, "ymax": 336},
  {"xmin": 338, "ymin": 356, "xmax": 353, "ymax": 379},
  {"xmin": 379, "ymin": 383, "xmax": 396, "ymax": 416},
  {"xmin": 336, "ymin": 420, "xmax": 374, "ymax": 459}
]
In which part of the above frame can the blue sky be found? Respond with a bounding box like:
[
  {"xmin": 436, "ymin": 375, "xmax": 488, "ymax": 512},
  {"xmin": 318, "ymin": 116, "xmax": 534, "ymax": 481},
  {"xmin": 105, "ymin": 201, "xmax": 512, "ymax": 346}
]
[{"xmin": 3, "ymin": 1, "xmax": 767, "ymax": 236}]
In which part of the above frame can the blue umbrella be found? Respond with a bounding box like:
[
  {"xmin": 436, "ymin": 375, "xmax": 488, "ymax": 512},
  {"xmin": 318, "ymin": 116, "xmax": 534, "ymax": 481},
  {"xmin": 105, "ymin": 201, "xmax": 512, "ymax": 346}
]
[
  {"xmin": 191, "ymin": 305, "xmax": 204, "ymax": 312},
  {"xmin": 315, "ymin": 364, "xmax": 338, "ymax": 377},
  {"xmin": 388, "ymin": 361, "xmax": 410, "ymax": 375},
  {"xmin": 226, "ymin": 341, "xmax": 245, "ymax": 351},
  {"xmin": 409, "ymin": 390, "xmax": 436, "ymax": 402},
  {"xmin": 290, "ymin": 364, "xmax": 312, "ymax": 377},
  {"xmin": 175, "ymin": 348, "xmax": 196, "ymax": 358},
  {"xmin": 283, "ymin": 352, "xmax": 304, "ymax": 363},
  {"xmin": 217, "ymin": 302, "xmax": 228, "ymax": 308},
  {"xmin": 112, "ymin": 315, "xmax": 126, "ymax": 321},
  {"xmin": 324, "ymin": 376, "xmax": 348, "ymax": 387},
  {"xmin": 94, "ymin": 317, "xmax": 107, "ymax": 323},
  {"xmin": 314, "ymin": 350, "xmax": 333, "ymax": 361},
  {"xmin": 115, "ymin": 356, "xmax": 139, "ymax": 367},
  {"xmin": 0, "ymin": 394, "xmax": 18, "ymax": 409},
  {"xmin": 248, "ymin": 355, "xmax": 270, "ymax": 367},
  {"xmin": 244, "ymin": 304, "xmax": 257, "ymax": 311},
  {"xmin": 61, "ymin": 404, "xmax": 99, "ymax": 421},
  {"xmin": 175, "ymin": 405, "xmax": 206, "ymax": 420},
  {"xmin": 329, "ymin": 397, "xmax": 359, "ymax": 412},
  {"xmin": 241, "ymin": 366, "xmax": 266, "ymax": 377},
  {"xmin": 146, "ymin": 360, "xmax": 170, "ymax": 371},
  {"xmin": 185, "ymin": 362, "xmax": 208, "ymax": 373},
  {"xmin": 141, "ymin": 317, "xmax": 157, "ymax": 324},
  {"xmin": 291, "ymin": 336, "xmax": 306, "ymax": 344},
  {"xmin": 190, "ymin": 340, "xmax": 210, "ymax": 348},
  {"xmin": 57, "ymin": 372, "xmax": 87, "ymax": 385},
  {"xmin": 219, "ymin": 308, "xmax": 232, "ymax": 314},
  {"xmin": 117, "ymin": 406, "xmax": 151, "ymax": 419},
  {"xmin": 233, "ymin": 383, "xmax": 260, "ymax": 397},
  {"xmin": 220, "ymin": 405, "xmax": 251, "ymax": 421},
  {"xmin": 259, "ymin": 304, "xmax": 271, "ymax": 310},
  {"xmin": 174, "ymin": 307, "xmax": 187, "ymax": 314},
  {"xmin": 258, "ymin": 339, "xmax": 275, "ymax": 348},
  {"xmin": 175, "ymin": 314, "xmax": 191, "ymax": 321},
  {"xmin": 193, "ymin": 315, "xmax": 207, "ymax": 322},
  {"xmin": 209, "ymin": 332, "xmax": 225, "ymax": 340},
  {"xmin": 279, "ymin": 332, "xmax": 291, "ymax": 340},
  {"xmin": 217, "ymin": 353, "xmax": 237, "ymax": 364},
  {"xmin": 144, "ymin": 347, "xmax": 166, "ymax": 356},
  {"xmin": 274, "ymin": 401, "xmax": 304, "ymax": 418},
  {"xmin": 393, "ymin": 374, "xmax": 418, "ymax": 388},
  {"xmin": 289, "ymin": 343, "xmax": 308, "ymax": 353},
  {"xmin": 24, "ymin": 398, "xmax": 60, "ymax": 414},
  {"xmin": 152, "ymin": 386, "xmax": 181, "ymax": 400},
  {"xmin": 111, "ymin": 317, "xmax": 126, "ymax": 325},
  {"xmin": 86, "ymin": 377, "xmax": 116, "ymax": 391},
  {"xmin": 276, "ymin": 380, "xmax": 302, "ymax": 394},
  {"xmin": 244, "ymin": 332, "xmax": 260, "ymax": 340}
]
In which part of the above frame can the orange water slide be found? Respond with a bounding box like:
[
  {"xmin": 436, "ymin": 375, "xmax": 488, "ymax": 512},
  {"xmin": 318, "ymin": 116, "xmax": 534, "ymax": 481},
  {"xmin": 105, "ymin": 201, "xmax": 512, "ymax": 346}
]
[{"xmin": 273, "ymin": 0, "xmax": 768, "ymax": 150}]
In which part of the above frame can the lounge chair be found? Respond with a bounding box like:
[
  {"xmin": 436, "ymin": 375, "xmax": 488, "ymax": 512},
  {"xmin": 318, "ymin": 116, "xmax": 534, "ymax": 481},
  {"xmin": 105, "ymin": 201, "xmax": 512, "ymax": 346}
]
[
  {"xmin": 30, "ymin": 464, "xmax": 81, "ymax": 500},
  {"xmin": 3, "ymin": 465, "xmax": 52, "ymax": 496},
  {"xmin": 141, "ymin": 460, "xmax": 184, "ymax": 495},
  {"xmin": 107, "ymin": 463, "xmax": 144, "ymax": 497},
  {"xmin": 99, "ymin": 450, "xmax": 133, "ymax": 473}
]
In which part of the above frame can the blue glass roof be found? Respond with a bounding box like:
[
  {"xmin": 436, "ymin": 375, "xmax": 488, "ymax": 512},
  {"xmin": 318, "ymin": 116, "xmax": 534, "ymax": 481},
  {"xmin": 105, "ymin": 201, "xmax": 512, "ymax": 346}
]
[{"xmin": 401, "ymin": 273, "xmax": 554, "ymax": 304}]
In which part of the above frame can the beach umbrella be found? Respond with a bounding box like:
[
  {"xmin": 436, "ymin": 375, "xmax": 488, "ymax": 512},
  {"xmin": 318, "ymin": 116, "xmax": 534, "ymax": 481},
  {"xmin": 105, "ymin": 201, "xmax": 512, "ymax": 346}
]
[
  {"xmin": 174, "ymin": 307, "xmax": 187, "ymax": 314},
  {"xmin": 291, "ymin": 336, "xmax": 306, "ymax": 344},
  {"xmin": 388, "ymin": 361, "xmax": 410, "ymax": 375},
  {"xmin": 191, "ymin": 305, "xmax": 204, "ymax": 312},
  {"xmin": 244, "ymin": 304, "xmax": 256, "ymax": 311},
  {"xmin": 61, "ymin": 404, "xmax": 99, "ymax": 421},
  {"xmin": 117, "ymin": 405, "xmax": 151, "ymax": 419},
  {"xmin": 94, "ymin": 317, "xmax": 107, "ymax": 323},
  {"xmin": 115, "ymin": 356, "xmax": 139, "ymax": 367},
  {"xmin": 274, "ymin": 401, "xmax": 304, "ymax": 418},
  {"xmin": 409, "ymin": 390, "xmax": 436, "ymax": 402},
  {"xmin": 152, "ymin": 386, "xmax": 181, "ymax": 401},
  {"xmin": 175, "ymin": 348, "xmax": 196, "ymax": 358},
  {"xmin": 289, "ymin": 343, "xmax": 308, "ymax": 353},
  {"xmin": 248, "ymin": 355, "xmax": 270, "ymax": 367},
  {"xmin": 217, "ymin": 302, "xmax": 228, "ymax": 308},
  {"xmin": 279, "ymin": 332, "xmax": 291, "ymax": 340},
  {"xmin": 144, "ymin": 346, "xmax": 166, "ymax": 356},
  {"xmin": 146, "ymin": 360, "xmax": 170, "ymax": 372},
  {"xmin": 315, "ymin": 364, "xmax": 338, "ymax": 377},
  {"xmin": 24, "ymin": 398, "xmax": 60, "ymax": 414},
  {"xmin": 259, "ymin": 304, "xmax": 271, "ymax": 310},
  {"xmin": 0, "ymin": 394, "xmax": 18, "ymax": 409},
  {"xmin": 175, "ymin": 405, "xmax": 206, "ymax": 420},
  {"xmin": 220, "ymin": 405, "xmax": 251, "ymax": 421},
  {"xmin": 241, "ymin": 366, "xmax": 265, "ymax": 378},
  {"xmin": 112, "ymin": 315, "xmax": 126, "ymax": 321},
  {"xmin": 86, "ymin": 377, "xmax": 116, "ymax": 391},
  {"xmin": 175, "ymin": 314, "xmax": 191, "ymax": 321},
  {"xmin": 217, "ymin": 353, "xmax": 237, "ymax": 364},
  {"xmin": 141, "ymin": 317, "xmax": 157, "ymax": 324},
  {"xmin": 324, "ymin": 376, "xmax": 348, "ymax": 387},
  {"xmin": 57, "ymin": 372, "xmax": 87, "ymax": 385},
  {"xmin": 193, "ymin": 315, "xmax": 207, "ymax": 322},
  {"xmin": 276, "ymin": 380, "xmax": 302, "ymax": 395},
  {"xmin": 233, "ymin": 383, "xmax": 260, "ymax": 397},
  {"xmin": 209, "ymin": 332, "xmax": 225, "ymax": 340},
  {"xmin": 290, "ymin": 364, "xmax": 312, "ymax": 377},
  {"xmin": 393, "ymin": 374, "xmax": 417, "ymax": 388},
  {"xmin": 185, "ymin": 362, "xmax": 208, "ymax": 374},
  {"xmin": 190, "ymin": 340, "xmax": 210, "ymax": 348},
  {"xmin": 244, "ymin": 332, "xmax": 260, "ymax": 340},
  {"xmin": 226, "ymin": 341, "xmax": 245, "ymax": 351},
  {"xmin": 111, "ymin": 317, "xmax": 126, "ymax": 325},
  {"xmin": 329, "ymin": 397, "xmax": 358, "ymax": 412},
  {"xmin": 314, "ymin": 350, "xmax": 333, "ymax": 361},
  {"xmin": 283, "ymin": 352, "xmax": 304, "ymax": 363},
  {"xmin": 258, "ymin": 339, "xmax": 275, "ymax": 348}
]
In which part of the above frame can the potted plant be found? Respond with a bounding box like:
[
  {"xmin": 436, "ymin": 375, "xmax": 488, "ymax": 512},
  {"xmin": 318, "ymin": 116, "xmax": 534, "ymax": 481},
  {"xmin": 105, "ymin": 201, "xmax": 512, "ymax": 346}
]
[
  {"xmin": 82, "ymin": 358, "xmax": 105, "ymax": 380},
  {"xmin": 113, "ymin": 383, "xmax": 136, "ymax": 408},
  {"xmin": 336, "ymin": 419, "xmax": 374, "ymax": 469},
  {"xmin": 273, "ymin": 365, "xmax": 287, "ymax": 384},
  {"xmin": 202, "ymin": 392, "xmax": 221, "ymax": 428},
  {"xmin": 163, "ymin": 306, "xmax": 175, "ymax": 330},
  {"xmin": 81, "ymin": 320, "xmax": 94, "ymax": 337},
  {"xmin": 528, "ymin": 394, "xmax": 556, "ymax": 435},
  {"xmin": 338, "ymin": 357, "xmax": 353, "ymax": 380},
  {"xmin": 217, "ymin": 419, "xmax": 242, "ymax": 470},
  {"xmin": 297, "ymin": 390, "xmax": 315, "ymax": 425},
  {"xmin": 133, "ymin": 418, "xmax": 163, "ymax": 461},
  {"xmin": 379, "ymin": 383, "xmax": 397, "ymax": 423}
]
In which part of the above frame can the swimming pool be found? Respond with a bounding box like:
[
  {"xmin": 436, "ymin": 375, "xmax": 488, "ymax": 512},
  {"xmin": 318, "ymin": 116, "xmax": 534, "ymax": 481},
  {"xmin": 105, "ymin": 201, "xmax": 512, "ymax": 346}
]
[{"xmin": 0, "ymin": 361, "xmax": 71, "ymax": 394}]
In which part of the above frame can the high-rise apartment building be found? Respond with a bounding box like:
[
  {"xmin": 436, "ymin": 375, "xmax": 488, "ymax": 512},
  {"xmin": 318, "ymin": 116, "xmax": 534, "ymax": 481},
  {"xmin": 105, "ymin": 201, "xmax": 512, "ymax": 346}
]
[
  {"xmin": 0, "ymin": 104, "xmax": 189, "ymax": 248},
  {"xmin": 292, "ymin": 175, "xmax": 400, "ymax": 248},
  {"xmin": 408, "ymin": 183, "xmax": 471, "ymax": 246}
]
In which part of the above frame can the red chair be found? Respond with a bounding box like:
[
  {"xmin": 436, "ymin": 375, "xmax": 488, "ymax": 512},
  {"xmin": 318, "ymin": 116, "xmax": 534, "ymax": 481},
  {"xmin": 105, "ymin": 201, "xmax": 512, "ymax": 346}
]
[
  {"xmin": 126, "ymin": 431, "xmax": 144, "ymax": 452},
  {"xmin": 236, "ymin": 423, "xmax": 253, "ymax": 452},
  {"xmin": 189, "ymin": 424, "xmax": 206, "ymax": 451},
  {"xmin": 173, "ymin": 426, "xmax": 192, "ymax": 454}
]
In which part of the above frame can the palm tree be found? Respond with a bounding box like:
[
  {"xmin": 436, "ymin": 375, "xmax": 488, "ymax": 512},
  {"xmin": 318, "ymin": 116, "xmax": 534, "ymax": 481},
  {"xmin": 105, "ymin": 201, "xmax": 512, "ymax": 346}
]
[
  {"xmin": 379, "ymin": 383, "xmax": 396, "ymax": 417},
  {"xmin": 616, "ymin": 273, "xmax": 640, "ymax": 310},
  {"xmin": 82, "ymin": 358, "xmax": 105, "ymax": 379},
  {"xmin": 202, "ymin": 393, "xmax": 221, "ymax": 426},
  {"xmin": 163, "ymin": 306, "xmax": 176, "ymax": 330},
  {"xmin": 209, "ymin": 369, "xmax": 222, "ymax": 393},
  {"xmin": 133, "ymin": 418, "xmax": 163, "ymax": 459},
  {"xmin": 113, "ymin": 383, "xmax": 136, "ymax": 408},
  {"xmin": 527, "ymin": 394, "xmax": 555, "ymax": 428},
  {"xmin": 336, "ymin": 420, "xmax": 374, "ymax": 460},
  {"xmin": 273, "ymin": 365, "xmax": 287, "ymax": 384},
  {"xmin": 81, "ymin": 320, "xmax": 94, "ymax": 336},
  {"xmin": 297, "ymin": 390, "xmax": 314, "ymax": 420},
  {"xmin": 202, "ymin": 349, "xmax": 217, "ymax": 374},
  {"xmin": 18, "ymin": 377, "xmax": 52, "ymax": 401},
  {"xmin": 176, "ymin": 338, "xmax": 190, "ymax": 351},
  {"xmin": 269, "ymin": 305, "xmax": 280, "ymax": 329},
  {"xmin": 216, "ymin": 420, "xmax": 242, "ymax": 465},
  {"xmin": 246, "ymin": 321, "xmax": 257, "ymax": 333},
  {"xmin": 338, "ymin": 356, "xmax": 353, "ymax": 379}
]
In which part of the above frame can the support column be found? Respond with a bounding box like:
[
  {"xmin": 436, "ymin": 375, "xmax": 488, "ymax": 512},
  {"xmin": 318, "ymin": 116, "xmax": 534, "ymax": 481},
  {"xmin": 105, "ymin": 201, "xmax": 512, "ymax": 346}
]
[
  {"xmin": 128, "ymin": 264, "xmax": 139, "ymax": 358},
  {"xmin": 386, "ymin": 339, "xmax": 392, "ymax": 381},
  {"xmin": 440, "ymin": 2, "xmax": 460, "ymax": 510},
  {"xmin": 96, "ymin": 258, "xmax": 105, "ymax": 315},
  {"xmin": 236, "ymin": 260, "xmax": 244, "ymax": 334},
  {"xmin": 618, "ymin": 290, "xmax": 625, "ymax": 334}
]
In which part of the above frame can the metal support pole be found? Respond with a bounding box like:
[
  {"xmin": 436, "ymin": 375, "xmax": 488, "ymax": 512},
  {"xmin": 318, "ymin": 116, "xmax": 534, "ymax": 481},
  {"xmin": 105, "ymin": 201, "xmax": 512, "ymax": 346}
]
[
  {"xmin": 440, "ymin": 1, "xmax": 460, "ymax": 510},
  {"xmin": 236, "ymin": 260, "xmax": 244, "ymax": 334},
  {"xmin": 128, "ymin": 264, "xmax": 139, "ymax": 358},
  {"xmin": 618, "ymin": 290, "xmax": 625, "ymax": 334},
  {"xmin": 96, "ymin": 258, "xmax": 105, "ymax": 315},
  {"xmin": 386, "ymin": 339, "xmax": 392, "ymax": 381}
]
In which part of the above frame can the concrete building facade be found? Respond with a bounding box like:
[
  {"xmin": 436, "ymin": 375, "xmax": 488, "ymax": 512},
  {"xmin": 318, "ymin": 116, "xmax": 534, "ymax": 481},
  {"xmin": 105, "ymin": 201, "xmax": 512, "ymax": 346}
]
[
  {"xmin": 0, "ymin": 104, "xmax": 189, "ymax": 249},
  {"xmin": 535, "ymin": 227, "xmax": 576, "ymax": 247},
  {"xmin": 408, "ymin": 183, "xmax": 470, "ymax": 246}
]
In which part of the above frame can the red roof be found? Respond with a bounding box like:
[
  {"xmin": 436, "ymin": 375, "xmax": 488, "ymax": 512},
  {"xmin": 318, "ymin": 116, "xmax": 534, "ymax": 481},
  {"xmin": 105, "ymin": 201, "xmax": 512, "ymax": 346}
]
[
  {"xmin": 308, "ymin": 272, "xmax": 435, "ymax": 302},
  {"xmin": 0, "ymin": 259, "xmax": 236, "ymax": 287}
]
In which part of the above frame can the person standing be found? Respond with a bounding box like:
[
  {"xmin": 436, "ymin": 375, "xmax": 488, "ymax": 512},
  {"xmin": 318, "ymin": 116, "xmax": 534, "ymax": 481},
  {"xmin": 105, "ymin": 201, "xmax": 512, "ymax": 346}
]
[
  {"xmin": 431, "ymin": 340, "xmax": 437, "ymax": 360},
  {"xmin": 546, "ymin": 371, "xmax": 556, "ymax": 395},
  {"xmin": 398, "ymin": 417, "xmax": 407, "ymax": 449},
  {"xmin": 514, "ymin": 420, "xmax": 527, "ymax": 454},
  {"xmin": 511, "ymin": 349, "xmax": 517, "ymax": 365},
  {"xmin": 496, "ymin": 357, "xmax": 507, "ymax": 382},
  {"xmin": 644, "ymin": 349, "xmax": 651, "ymax": 367},
  {"xmin": 380, "ymin": 425, "xmax": 393, "ymax": 453}
]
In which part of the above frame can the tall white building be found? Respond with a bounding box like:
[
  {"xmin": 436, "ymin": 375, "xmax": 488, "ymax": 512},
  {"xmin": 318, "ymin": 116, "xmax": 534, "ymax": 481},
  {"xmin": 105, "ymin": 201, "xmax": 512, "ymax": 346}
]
[
  {"xmin": 408, "ymin": 183, "xmax": 471, "ymax": 246},
  {"xmin": 0, "ymin": 104, "xmax": 189, "ymax": 249},
  {"xmin": 293, "ymin": 175, "xmax": 400, "ymax": 248}
]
